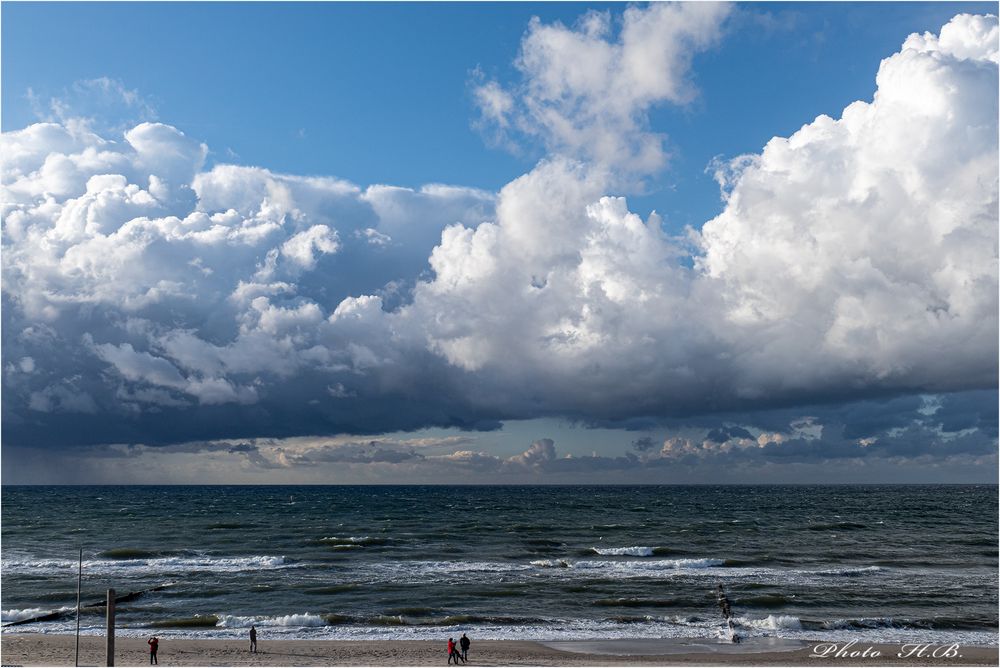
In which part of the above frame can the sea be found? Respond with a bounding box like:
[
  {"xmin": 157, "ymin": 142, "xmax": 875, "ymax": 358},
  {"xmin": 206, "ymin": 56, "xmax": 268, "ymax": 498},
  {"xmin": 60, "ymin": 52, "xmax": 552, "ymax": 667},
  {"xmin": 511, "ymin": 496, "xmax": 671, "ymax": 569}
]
[{"xmin": 1, "ymin": 485, "xmax": 997, "ymax": 646}]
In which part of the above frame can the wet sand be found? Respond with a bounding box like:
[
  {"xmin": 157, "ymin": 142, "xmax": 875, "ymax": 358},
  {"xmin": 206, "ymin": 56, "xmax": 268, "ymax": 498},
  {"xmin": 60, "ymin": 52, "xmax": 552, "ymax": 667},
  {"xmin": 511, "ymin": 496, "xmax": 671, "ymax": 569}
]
[{"xmin": 1, "ymin": 634, "xmax": 996, "ymax": 666}]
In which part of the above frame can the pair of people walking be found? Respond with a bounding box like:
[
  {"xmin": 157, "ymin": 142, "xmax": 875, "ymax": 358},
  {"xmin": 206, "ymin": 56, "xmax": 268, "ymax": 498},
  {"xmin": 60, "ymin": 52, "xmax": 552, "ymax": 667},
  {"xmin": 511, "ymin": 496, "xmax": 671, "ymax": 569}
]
[{"xmin": 447, "ymin": 633, "xmax": 470, "ymax": 664}]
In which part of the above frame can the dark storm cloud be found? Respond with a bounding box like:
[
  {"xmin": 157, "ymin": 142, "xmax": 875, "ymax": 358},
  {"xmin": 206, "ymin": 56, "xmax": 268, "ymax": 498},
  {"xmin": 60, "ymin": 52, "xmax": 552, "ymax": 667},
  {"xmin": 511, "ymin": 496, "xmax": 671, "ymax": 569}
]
[
  {"xmin": 630, "ymin": 436, "xmax": 656, "ymax": 452},
  {"xmin": 705, "ymin": 425, "xmax": 753, "ymax": 443}
]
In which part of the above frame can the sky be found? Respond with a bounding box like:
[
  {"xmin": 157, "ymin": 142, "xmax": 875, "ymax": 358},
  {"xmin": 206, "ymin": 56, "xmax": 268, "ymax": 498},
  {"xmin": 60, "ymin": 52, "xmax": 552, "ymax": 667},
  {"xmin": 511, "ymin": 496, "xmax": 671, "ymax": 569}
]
[{"xmin": 1, "ymin": 2, "xmax": 997, "ymax": 484}]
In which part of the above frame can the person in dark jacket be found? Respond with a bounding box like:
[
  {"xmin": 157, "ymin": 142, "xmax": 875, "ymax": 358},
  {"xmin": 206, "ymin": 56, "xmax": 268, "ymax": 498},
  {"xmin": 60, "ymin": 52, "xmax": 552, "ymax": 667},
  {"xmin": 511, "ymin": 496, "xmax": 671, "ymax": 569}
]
[
  {"xmin": 460, "ymin": 633, "xmax": 471, "ymax": 661},
  {"xmin": 250, "ymin": 625, "xmax": 258, "ymax": 653}
]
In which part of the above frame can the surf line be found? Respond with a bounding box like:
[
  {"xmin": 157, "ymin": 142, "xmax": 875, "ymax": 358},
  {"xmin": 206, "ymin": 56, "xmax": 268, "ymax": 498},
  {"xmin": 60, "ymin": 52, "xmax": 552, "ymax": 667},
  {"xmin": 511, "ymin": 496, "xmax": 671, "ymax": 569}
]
[{"xmin": 3, "ymin": 584, "xmax": 173, "ymax": 627}]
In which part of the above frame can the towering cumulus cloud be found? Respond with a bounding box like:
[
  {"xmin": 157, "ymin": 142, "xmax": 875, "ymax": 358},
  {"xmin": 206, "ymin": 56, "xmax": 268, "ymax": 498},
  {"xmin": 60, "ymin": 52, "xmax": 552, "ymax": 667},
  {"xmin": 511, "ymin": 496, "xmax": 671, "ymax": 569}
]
[
  {"xmin": 698, "ymin": 13, "xmax": 999, "ymax": 400},
  {"xmin": 2, "ymin": 11, "xmax": 997, "ymax": 462}
]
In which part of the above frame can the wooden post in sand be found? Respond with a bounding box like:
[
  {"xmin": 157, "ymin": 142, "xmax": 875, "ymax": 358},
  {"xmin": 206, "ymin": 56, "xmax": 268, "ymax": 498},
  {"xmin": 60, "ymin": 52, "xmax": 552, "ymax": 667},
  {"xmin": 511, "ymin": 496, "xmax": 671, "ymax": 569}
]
[
  {"xmin": 75, "ymin": 549, "xmax": 82, "ymax": 666},
  {"xmin": 106, "ymin": 588, "xmax": 115, "ymax": 666}
]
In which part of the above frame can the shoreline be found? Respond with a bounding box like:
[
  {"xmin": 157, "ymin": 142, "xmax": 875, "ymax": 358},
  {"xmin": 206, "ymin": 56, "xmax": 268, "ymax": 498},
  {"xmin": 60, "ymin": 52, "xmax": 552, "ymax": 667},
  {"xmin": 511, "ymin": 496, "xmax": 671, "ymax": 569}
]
[{"xmin": 2, "ymin": 634, "xmax": 997, "ymax": 666}]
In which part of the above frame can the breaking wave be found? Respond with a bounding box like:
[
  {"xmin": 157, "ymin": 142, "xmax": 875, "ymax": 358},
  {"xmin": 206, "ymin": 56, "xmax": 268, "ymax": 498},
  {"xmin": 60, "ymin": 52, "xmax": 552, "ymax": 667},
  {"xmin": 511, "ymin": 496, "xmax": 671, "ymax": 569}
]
[
  {"xmin": 2, "ymin": 607, "xmax": 74, "ymax": 623},
  {"xmin": 319, "ymin": 536, "xmax": 387, "ymax": 546},
  {"xmin": 1, "ymin": 555, "xmax": 290, "ymax": 576},
  {"xmin": 814, "ymin": 566, "xmax": 883, "ymax": 577},
  {"xmin": 735, "ymin": 614, "xmax": 803, "ymax": 631},
  {"xmin": 589, "ymin": 546, "xmax": 655, "ymax": 556}
]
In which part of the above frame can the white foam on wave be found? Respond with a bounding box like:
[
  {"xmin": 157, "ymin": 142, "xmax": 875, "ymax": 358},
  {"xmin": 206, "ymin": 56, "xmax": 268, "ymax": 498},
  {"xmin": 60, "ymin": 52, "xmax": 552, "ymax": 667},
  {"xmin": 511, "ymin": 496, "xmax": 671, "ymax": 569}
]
[
  {"xmin": 1, "ymin": 555, "xmax": 289, "ymax": 576},
  {"xmin": 571, "ymin": 558, "xmax": 725, "ymax": 571},
  {"xmin": 590, "ymin": 546, "xmax": 655, "ymax": 557},
  {"xmin": 218, "ymin": 613, "xmax": 327, "ymax": 628},
  {"xmin": 371, "ymin": 557, "xmax": 727, "ymax": 581},
  {"xmin": 527, "ymin": 557, "xmax": 728, "ymax": 578},
  {"xmin": 378, "ymin": 561, "xmax": 533, "ymax": 576},
  {"xmin": 736, "ymin": 614, "xmax": 803, "ymax": 631},
  {"xmin": 814, "ymin": 566, "xmax": 883, "ymax": 577},
  {"xmin": 320, "ymin": 536, "xmax": 374, "ymax": 544},
  {"xmin": 1, "ymin": 606, "xmax": 73, "ymax": 623}
]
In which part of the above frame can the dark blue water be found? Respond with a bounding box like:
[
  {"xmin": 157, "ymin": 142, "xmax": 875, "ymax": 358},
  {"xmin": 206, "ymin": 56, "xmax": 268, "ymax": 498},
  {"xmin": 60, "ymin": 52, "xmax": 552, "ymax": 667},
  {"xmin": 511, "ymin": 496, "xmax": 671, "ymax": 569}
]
[{"xmin": 2, "ymin": 485, "xmax": 996, "ymax": 645}]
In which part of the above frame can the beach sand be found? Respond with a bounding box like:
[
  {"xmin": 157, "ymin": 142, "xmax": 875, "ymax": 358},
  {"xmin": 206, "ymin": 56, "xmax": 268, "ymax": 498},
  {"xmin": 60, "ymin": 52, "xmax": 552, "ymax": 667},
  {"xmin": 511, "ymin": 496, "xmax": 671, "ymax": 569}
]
[{"xmin": 1, "ymin": 634, "xmax": 997, "ymax": 667}]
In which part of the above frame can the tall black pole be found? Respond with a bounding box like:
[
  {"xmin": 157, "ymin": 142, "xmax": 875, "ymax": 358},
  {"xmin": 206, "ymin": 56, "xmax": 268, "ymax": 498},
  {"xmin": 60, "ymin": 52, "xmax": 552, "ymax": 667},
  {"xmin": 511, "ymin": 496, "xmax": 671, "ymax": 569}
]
[
  {"xmin": 75, "ymin": 548, "xmax": 82, "ymax": 666},
  {"xmin": 106, "ymin": 588, "xmax": 115, "ymax": 667}
]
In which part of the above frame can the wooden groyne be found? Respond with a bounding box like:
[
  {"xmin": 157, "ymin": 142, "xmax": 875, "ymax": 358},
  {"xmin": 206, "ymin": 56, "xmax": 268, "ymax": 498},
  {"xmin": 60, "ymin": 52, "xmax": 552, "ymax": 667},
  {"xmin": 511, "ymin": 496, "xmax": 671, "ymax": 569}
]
[{"xmin": 2, "ymin": 584, "xmax": 171, "ymax": 627}]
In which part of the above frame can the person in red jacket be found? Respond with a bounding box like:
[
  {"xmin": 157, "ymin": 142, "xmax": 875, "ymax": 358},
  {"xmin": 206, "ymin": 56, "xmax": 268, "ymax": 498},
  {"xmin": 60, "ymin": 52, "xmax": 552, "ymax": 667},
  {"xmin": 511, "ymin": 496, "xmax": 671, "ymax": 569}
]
[
  {"xmin": 147, "ymin": 636, "xmax": 159, "ymax": 665},
  {"xmin": 447, "ymin": 637, "xmax": 465, "ymax": 664}
]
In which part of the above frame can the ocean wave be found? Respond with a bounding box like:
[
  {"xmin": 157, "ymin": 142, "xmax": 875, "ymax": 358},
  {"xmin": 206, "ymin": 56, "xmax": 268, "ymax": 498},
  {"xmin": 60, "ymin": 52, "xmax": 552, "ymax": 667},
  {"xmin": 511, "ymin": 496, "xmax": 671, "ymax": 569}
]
[
  {"xmin": 813, "ymin": 566, "xmax": 883, "ymax": 577},
  {"xmin": 319, "ymin": 536, "xmax": 387, "ymax": 546},
  {"xmin": 735, "ymin": 614, "xmax": 803, "ymax": 631},
  {"xmin": 9, "ymin": 613, "xmax": 998, "ymax": 647},
  {"xmin": 322, "ymin": 614, "xmax": 353, "ymax": 625},
  {"xmin": 99, "ymin": 548, "xmax": 170, "ymax": 560},
  {"xmin": 819, "ymin": 616, "xmax": 998, "ymax": 632},
  {"xmin": 806, "ymin": 522, "xmax": 869, "ymax": 531},
  {"xmin": 1, "ymin": 554, "xmax": 290, "ymax": 576},
  {"xmin": 206, "ymin": 522, "xmax": 253, "ymax": 530},
  {"xmin": 149, "ymin": 615, "xmax": 220, "ymax": 628},
  {"xmin": 301, "ymin": 584, "xmax": 359, "ymax": 595},
  {"xmin": 821, "ymin": 617, "xmax": 899, "ymax": 630},
  {"xmin": 592, "ymin": 598, "xmax": 683, "ymax": 608},
  {"xmin": 521, "ymin": 539, "xmax": 563, "ymax": 547},
  {"xmin": 369, "ymin": 615, "xmax": 407, "ymax": 627},
  {"xmin": 588, "ymin": 546, "xmax": 654, "ymax": 557},
  {"xmin": 470, "ymin": 588, "xmax": 527, "ymax": 598},
  {"xmin": 377, "ymin": 561, "xmax": 533, "ymax": 576},
  {"xmin": 527, "ymin": 557, "xmax": 728, "ymax": 574},
  {"xmin": 217, "ymin": 613, "xmax": 328, "ymax": 628},
  {"xmin": 1, "ymin": 607, "xmax": 73, "ymax": 623},
  {"xmin": 738, "ymin": 594, "xmax": 792, "ymax": 608},
  {"xmin": 367, "ymin": 613, "xmax": 548, "ymax": 627},
  {"xmin": 570, "ymin": 558, "xmax": 725, "ymax": 571},
  {"xmin": 384, "ymin": 607, "xmax": 438, "ymax": 617}
]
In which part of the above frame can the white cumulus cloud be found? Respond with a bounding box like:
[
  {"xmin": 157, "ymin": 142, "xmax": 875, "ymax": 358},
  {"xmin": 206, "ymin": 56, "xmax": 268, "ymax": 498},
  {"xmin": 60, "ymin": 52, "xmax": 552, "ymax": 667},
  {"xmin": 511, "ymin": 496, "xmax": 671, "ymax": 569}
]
[
  {"xmin": 1, "ymin": 11, "xmax": 996, "ymax": 462},
  {"xmin": 473, "ymin": 3, "xmax": 732, "ymax": 173}
]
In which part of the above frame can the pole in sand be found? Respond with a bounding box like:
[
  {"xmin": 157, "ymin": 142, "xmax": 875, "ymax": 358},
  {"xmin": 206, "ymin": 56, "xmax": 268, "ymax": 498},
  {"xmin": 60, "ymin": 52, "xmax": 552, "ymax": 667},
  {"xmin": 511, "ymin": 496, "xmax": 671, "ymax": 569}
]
[
  {"xmin": 106, "ymin": 588, "xmax": 116, "ymax": 667},
  {"xmin": 75, "ymin": 548, "xmax": 82, "ymax": 666}
]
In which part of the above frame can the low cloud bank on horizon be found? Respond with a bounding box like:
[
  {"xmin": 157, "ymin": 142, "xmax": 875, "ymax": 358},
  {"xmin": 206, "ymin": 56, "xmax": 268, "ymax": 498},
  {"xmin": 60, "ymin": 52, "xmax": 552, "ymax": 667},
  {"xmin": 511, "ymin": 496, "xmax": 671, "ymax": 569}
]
[{"xmin": 2, "ymin": 8, "xmax": 997, "ymax": 480}]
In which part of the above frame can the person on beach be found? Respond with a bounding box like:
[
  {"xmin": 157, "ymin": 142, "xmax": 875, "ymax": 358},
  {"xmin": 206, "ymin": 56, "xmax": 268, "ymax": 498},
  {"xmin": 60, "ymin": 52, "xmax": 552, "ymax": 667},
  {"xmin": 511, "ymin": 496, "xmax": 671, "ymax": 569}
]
[
  {"xmin": 460, "ymin": 633, "xmax": 470, "ymax": 661},
  {"xmin": 250, "ymin": 625, "xmax": 257, "ymax": 653},
  {"xmin": 447, "ymin": 637, "xmax": 465, "ymax": 664},
  {"xmin": 147, "ymin": 636, "xmax": 159, "ymax": 664}
]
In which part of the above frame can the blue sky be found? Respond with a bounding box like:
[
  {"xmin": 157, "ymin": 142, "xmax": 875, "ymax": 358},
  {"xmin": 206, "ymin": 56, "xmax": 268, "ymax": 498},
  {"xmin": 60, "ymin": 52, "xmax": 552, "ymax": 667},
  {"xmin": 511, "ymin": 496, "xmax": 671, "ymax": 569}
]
[
  {"xmin": 2, "ymin": 2, "xmax": 997, "ymax": 483},
  {"xmin": 4, "ymin": 1, "xmax": 990, "ymax": 227}
]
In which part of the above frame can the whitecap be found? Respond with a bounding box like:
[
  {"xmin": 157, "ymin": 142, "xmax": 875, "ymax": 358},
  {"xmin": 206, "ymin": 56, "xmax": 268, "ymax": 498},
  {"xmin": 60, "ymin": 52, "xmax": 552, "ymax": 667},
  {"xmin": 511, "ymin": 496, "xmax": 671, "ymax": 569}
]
[
  {"xmin": 1, "ymin": 606, "xmax": 73, "ymax": 623},
  {"xmin": 217, "ymin": 612, "xmax": 327, "ymax": 628},
  {"xmin": 1, "ymin": 555, "xmax": 289, "ymax": 577},
  {"xmin": 736, "ymin": 614, "xmax": 803, "ymax": 631},
  {"xmin": 814, "ymin": 565, "xmax": 883, "ymax": 577},
  {"xmin": 590, "ymin": 546, "xmax": 655, "ymax": 557}
]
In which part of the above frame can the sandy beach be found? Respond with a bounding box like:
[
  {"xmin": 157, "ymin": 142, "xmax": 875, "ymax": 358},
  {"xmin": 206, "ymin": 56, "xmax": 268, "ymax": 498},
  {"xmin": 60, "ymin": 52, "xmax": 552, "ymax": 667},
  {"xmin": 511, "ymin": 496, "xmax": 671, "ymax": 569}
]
[{"xmin": 1, "ymin": 634, "xmax": 996, "ymax": 667}]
